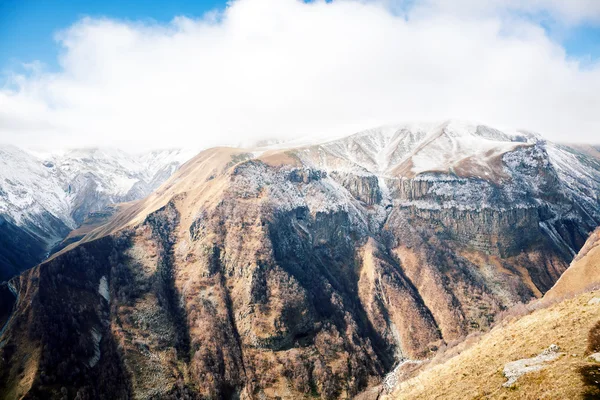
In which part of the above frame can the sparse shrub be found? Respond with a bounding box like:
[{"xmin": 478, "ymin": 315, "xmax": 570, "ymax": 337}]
[
  {"xmin": 578, "ymin": 364, "xmax": 600, "ymax": 399},
  {"xmin": 493, "ymin": 302, "xmax": 530, "ymax": 325},
  {"xmin": 493, "ymin": 295, "xmax": 565, "ymax": 327},
  {"xmin": 587, "ymin": 321, "xmax": 600, "ymax": 354},
  {"xmin": 428, "ymin": 331, "xmax": 484, "ymax": 368}
]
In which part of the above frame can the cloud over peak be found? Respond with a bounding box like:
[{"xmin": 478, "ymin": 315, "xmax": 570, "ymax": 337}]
[{"xmin": 1, "ymin": 0, "xmax": 600, "ymax": 150}]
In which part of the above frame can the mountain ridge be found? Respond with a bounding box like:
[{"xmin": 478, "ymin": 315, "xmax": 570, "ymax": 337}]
[{"xmin": 1, "ymin": 120, "xmax": 599, "ymax": 399}]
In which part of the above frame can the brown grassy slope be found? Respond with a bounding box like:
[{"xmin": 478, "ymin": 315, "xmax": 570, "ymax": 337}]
[
  {"xmin": 545, "ymin": 228, "xmax": 600, "ymax": 300},
  {"xmin": 386, "ymin": 290, "xmax": 600, "ymax": 400}
]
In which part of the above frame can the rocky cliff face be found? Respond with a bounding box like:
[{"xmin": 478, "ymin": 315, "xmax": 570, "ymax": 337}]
[{"xmin": 1, "ymin": 121, "xmax": 599, "ymax": 399}]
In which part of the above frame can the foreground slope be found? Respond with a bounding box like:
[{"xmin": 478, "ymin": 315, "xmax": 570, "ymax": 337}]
[
  {"xmin": 1, "ymin": 121, "xmax": 600, "ymax": 399},
  {"xmin": 545, "ymin": 227, "xmax": 600, "ymax": 300},
  {"xmin": 385, "ymin": 290, "xmax": 600, "ymax": 399}
]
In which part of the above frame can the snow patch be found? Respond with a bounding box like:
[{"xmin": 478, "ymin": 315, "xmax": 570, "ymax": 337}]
[
  {"xmin": 410, "ymin": 126, "xmax": 521, "ymax": 175},
  {"xmin": 98, "ymin": 276, "xmax": 109, "ymax": 302},
  {"xmin": 87, "ymin": 328, "xmax": 102, "ymax": 368}
]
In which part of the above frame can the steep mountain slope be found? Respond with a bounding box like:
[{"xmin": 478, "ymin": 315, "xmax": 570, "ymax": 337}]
[
  {"xmin": 381, "ymin": 225, "xmax": 600, "ymax": 399},
  {"xmin": 1, "ymin": 121, "xmax": 599, "ymax": 399},
  {"xmin": 545, "ymin": 227, "xmax": 600, "ymax": 300},
  {"xmin": 0, "ymin": 146, "xmax": 194, "ymax": 281}
]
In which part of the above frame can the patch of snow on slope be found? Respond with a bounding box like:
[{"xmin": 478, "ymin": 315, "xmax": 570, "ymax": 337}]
[
  {"xmin": 295, "ymin": 120, "xmax": 535, "ymax": 179},
  {"xmin": 0, "ymin": 145, "xmax": 72, "ymax": 227},
  {"xmin": 98, "ymin": 276, "xmax": 109, "ymax": 302},
  {"xmin": 410, "ymin": 121, "xmax": 522, "ymax": 175},
  {"xmin": 111, "ymin": 176, "xmax": 140, "ymax": 196},
  {"xmin": 87, "ymin": 328, "xmax": 102, "ymax": 368}
]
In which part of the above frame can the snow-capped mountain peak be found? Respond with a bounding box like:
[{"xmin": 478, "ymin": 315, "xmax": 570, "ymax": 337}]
[{"xmin": 285, "ymin": 120, "xmax": 549, "ymax": 180}]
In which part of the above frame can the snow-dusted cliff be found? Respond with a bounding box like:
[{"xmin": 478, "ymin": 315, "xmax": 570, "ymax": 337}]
[{"xmin": 287, "ymin": 120, "xmax": 600, "ymax": 255}]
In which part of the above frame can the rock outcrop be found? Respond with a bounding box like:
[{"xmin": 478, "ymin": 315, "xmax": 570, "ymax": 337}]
[{"xmin": 502, "ymin": 344, "xmax": 561, "ymax": 387}]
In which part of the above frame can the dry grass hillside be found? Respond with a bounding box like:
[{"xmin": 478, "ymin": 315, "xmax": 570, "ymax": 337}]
[
  {"xmin": 385, "ymin": 290, "xmax": 600, "ymax": 400},
  {"xmin": 545, "ymin": 228, "xmax": 600, "ymax": 300}
]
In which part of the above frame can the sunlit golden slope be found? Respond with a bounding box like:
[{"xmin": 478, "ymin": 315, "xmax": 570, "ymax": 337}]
[
  {"xmin": 545, "ymin": 228, "xmax": 600, "ymax": 300},
  {"xmin": 385, "ymin": 290, "xmax": 600, "ymax": 400}
]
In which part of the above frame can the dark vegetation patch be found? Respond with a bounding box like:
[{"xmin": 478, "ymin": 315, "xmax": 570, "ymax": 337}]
[
  {"xmin": 22, "ymin": 231, "xmax": 133, "ymax": 399},
  {"xmin": 587, "ymin": 321, "xmax": 600, "ymax": 354},
  {"xmin": 579, "ymin": 321, "xmax": 600, "ymax": 399},
  {"xmin": 0, "ymin": 214, "xmax": 69, "ymax": 282},
  {"xmin": 578, "ymin": 364, "xmax": 600, "ymax": 400},
  {"xmin": 0, "ymin": 283, "xmax": 17, "ymax": 329}
]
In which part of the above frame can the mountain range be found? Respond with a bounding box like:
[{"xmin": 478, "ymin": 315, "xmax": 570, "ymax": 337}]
[
  {"xmin": 0, "ymin": 120, "xmax": 599, "ymax": 399},
  {"xmin": 0, "ymin": 146, "xmax": 195, "ymax": 282}
]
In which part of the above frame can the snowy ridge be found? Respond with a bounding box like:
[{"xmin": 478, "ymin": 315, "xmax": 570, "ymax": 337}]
[
  {"xmin": 0, "ymin": 145, "xmax": 196, "ymax": 244},
  {"xmin": 217, "ymin": 120, "xmax": 600, "ymax": 227},
  {"xmin": 237, "ymin": 120, "xmax": 600, "ymax": 255},
  {"xmin": 2, "ymin": 120, "xmax": 600, "ymax": 276},
  {"xmin": 0, "ymin": 145, "xmax": 72, "ymax": 232},
  {"xmin": 288, "ymin": 120, "xmax": 541, "ymax": 179}
]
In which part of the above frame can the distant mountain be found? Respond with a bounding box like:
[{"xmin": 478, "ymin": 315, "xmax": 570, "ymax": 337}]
[
  {"xmin": 0, "ymin": 146, "xmax": 195, "ymax": 281},
  {"xmin": 1, "ymin": 120, "xmax": 600, "ymax": 399}
]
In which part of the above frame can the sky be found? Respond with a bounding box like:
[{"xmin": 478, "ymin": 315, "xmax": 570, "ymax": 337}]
[{"xmin": 1, "ymin": 0, "xmax": 600, "ymax": 150}]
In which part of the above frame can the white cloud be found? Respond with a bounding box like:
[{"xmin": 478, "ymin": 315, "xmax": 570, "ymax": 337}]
[
  {"xmin": 1, "ymin": 0, "xmax": 600, "ymax": 151},
  {"xmin": 406, "ymin": 0, "xmax": 600, "ymax": 24}
]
